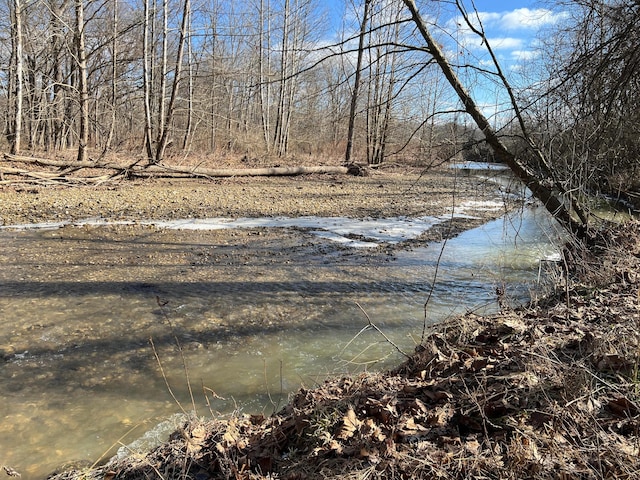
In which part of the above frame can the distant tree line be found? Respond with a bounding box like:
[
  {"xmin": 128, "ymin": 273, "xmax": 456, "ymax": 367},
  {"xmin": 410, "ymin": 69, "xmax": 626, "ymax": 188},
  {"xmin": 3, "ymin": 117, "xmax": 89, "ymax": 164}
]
[
  {"xmin": 2, "ymin": 0, "xmax": 638, "ymax": 218},
  {"xmin": 1, "ymin": 0, "xmax": 467, "ymax": 165}
]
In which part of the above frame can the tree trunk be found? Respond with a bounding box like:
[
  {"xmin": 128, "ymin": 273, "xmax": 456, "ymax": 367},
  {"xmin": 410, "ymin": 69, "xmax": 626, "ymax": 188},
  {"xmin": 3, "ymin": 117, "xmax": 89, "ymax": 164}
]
[
  {"xmin": 74, "ymin": 0, "xmax": 89, "ymax": 163},
  {"xmin": 103, "ymin": 0, "xmax": 118, "ymax": 155},
  {"xmin": 155, "ymin": 0, "xmax": 168, "ymax": 155},
  {"xmin": 10, "ymin": 0, "xmax": 23, "ymax": 155},
  {"xmin": 156, "ymin": 0, "xmax": 190, "ymax": 163},
  {"xmin": 273, "ymin": 0, "xmax": 290, "ymax": 156},
  {"xmin": 258, "ymin": 0, "xmax": 271, "ymax": 152},
  {"xmin": 49, "ymin": 0, "xmax": 66, "ymax": 151},
  {"xmin": 345, "ymin": 0, "xmax": 370, "ymax": 164},
  {"xmin": 143, "ymin": 0, "xmax": 154, "ymax": 160},
  {"xmin": 401, "ymin": 0, "xmax": 586, "ymax": 237},
  {"xmin": 181, "ymin": 13, "xmax": 194, "ymax": 152}
]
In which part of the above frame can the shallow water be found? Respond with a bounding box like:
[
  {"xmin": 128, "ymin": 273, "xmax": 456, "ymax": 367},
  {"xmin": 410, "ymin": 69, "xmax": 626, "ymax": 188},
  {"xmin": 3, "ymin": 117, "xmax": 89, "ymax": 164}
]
[{"xmin": 0, "ymin": 207, "xmax": 562, "ymax": 479}]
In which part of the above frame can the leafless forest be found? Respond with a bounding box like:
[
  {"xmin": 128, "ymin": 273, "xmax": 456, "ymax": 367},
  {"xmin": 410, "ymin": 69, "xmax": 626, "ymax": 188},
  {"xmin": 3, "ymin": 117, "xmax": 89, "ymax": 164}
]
[
  {"xmin": 3, "ymin": 0, "xmax": 452, "ymax": 165},
  {"xmin": 2, "ymin": 0, "xmax": 639, "ymax": 223}
]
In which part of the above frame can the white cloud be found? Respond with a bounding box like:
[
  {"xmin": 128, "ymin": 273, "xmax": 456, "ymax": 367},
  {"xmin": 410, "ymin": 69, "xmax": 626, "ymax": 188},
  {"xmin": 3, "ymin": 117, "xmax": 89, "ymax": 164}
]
[
  {"xmin": 444, "ymin": 5, "xmax": 566, "ymax": 64},
  {"xmin": 511, "ymin": 49, "xmax": 539, "ymax": 61},
  {"xmin": 486, "ymin": 37, "xmax": 524, "ymax": 50},
  {"xmin": 498, "ymin": 8, "xmax": 568, "ymax": 31},
  {"xmin": 447, "ymin": 8, "xmax": 565, "ymax": 33}
]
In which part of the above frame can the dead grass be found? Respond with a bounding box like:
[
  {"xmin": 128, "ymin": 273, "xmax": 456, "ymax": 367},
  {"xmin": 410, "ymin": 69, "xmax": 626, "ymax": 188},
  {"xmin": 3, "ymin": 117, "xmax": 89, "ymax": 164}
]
[{"xmin": 48, "ymin": 222, "xmax": 640, "ymax": 480}]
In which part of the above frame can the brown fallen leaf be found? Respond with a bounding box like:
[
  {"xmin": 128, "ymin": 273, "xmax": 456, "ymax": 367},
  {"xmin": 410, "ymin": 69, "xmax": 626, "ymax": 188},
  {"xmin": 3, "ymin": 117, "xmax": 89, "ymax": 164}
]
[
  {"xmin": 186, "ymin": 424, "xmax": 207, "ymax": 454},
  {"xmin": 528, "ymin": 411, "xmax": 553, "ymax": 429},
  {"xmin": 608, "ymin": 397, "xmax": 639, "ymax": 417},
  {"xmin": 597, "ymin": 354, "xmax": 633, "ymax": 373},
  {"xmin": 222, "ymin": 418, "xmax": 240, "ymax": 444},
  {"xmin": 328, "ymin": 438, "xmax": 343, "ymax": 454},
  {"xmin": 363, "ymin": 418, "xmax": 387, "ymax": 442},
  {"xmin": 464, "ymin": 438, "xmax": 481, "ymax": 454},
  {"xmin": 338, "ymin": 407, "xmax": 361, "ymax": 440},
  {"xmin": 360, "ymin": 447, "xmax": 381, "ymax": 464},
  {"xmin": 426, "ymin": 404, "xmax": 454, "ymax": 427},
  {"xmin": 403, "ymin": 416, "xmax": 428, "ymax": 433}
]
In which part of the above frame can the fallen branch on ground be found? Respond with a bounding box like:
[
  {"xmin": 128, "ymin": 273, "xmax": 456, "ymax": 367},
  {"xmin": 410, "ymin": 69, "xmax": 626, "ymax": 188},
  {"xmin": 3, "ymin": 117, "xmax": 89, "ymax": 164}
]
[{"xmin": 2, "ymin": 153, "xmax": 365, "ymax": 184}]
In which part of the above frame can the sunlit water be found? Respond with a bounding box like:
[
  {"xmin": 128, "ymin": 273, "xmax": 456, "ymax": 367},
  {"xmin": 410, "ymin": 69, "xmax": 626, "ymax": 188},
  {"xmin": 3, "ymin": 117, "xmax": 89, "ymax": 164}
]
[{"xmin": 0, "ymin": 207, "xmax": 563, "ymax": 479}]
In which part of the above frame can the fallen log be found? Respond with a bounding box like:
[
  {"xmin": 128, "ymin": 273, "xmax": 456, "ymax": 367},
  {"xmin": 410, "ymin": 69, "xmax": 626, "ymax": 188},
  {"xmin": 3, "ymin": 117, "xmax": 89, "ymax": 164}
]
[
  {"xmin": 4, "ymin": 153, "xmax": 114, "ymax": 170},
  {"xmin": 142, "ymin": 164, "xmax": 363, "ymax": 177},
  {"xmin": 3, "ymin": 153, "xmax": 366, "ymax": 179}
]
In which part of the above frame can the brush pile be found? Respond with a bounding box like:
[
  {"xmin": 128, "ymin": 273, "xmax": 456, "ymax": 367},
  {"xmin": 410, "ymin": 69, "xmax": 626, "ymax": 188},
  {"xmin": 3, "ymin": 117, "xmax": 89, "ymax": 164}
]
[{"xmin": 49, "ymin": 222, "xmax": 640, "ymax": 479}]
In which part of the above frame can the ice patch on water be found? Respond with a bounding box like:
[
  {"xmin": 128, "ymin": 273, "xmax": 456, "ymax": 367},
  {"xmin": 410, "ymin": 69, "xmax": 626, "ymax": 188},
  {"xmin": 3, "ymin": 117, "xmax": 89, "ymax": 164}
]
[
  {"xmin": 0, "ymin": 199, "xmax": 509, "ymax": 247},
  {"xmin": 308, "ymin": 230, "xmax": 379, "ymax": 248},
  {"xmin": 143, "ymin": 215, "xmax": 448, "ymax": 245},
  {"xmin": 454, "ymin": 200, "xmax": 506, "ymax": 213},
  {"xmin": 451, "ymin": 161, "xmax": 510, "ymax": 171}
]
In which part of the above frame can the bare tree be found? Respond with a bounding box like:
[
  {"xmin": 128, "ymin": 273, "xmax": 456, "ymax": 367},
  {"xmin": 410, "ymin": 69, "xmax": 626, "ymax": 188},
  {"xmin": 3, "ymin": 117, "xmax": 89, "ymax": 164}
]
[
  {"xmin": 345, "ymin": 0, "xmax": 370, "ymax": 163},
  {"xmin": 9, "ymin": 0, "xmax": 23, "ymax": 154},
  {"xmin": 539, "ymin": 0, "xmax": 640, "ymax": 208},
  {"xmin": 400, "ymin": 0, "xmax": 588, "ymax": 237},
  {"xmin": 143, "ymin": 0, "xmax": 154, "ymax": 160},
  {"xmin": 257, "ymin": 0, "xmax": 272, "ymax": 152},
  {"xmin": 74, "ymin": 0, "xmax": 89, "ymax": 162},
  {"xmin": 364, "ymin": 0, "xmax": 403, "ymax": 165},
  {"xmin": 155, "ymin": 0, "xmax": 190, "ymax": 162},
  {"xmin": 102, "ymin": 0, "xmax": 118, "ymax": 155}
]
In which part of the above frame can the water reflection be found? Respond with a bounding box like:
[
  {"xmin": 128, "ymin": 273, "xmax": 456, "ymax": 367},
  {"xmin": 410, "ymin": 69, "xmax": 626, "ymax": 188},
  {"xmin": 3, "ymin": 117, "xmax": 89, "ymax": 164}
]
[{"xmin": 0, "ymin": 208, "xmax": 562, "ymax": 479}]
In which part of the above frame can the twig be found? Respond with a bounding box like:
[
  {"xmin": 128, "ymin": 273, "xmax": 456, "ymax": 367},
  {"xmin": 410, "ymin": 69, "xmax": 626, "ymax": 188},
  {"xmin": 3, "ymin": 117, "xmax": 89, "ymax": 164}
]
[
  {"xmin": 355, "ymin": 302, "xmax": 410, "ymax": 358},
  {"xmin": 263, "ymin": 359, "xmax": 279, "ymax": 414},
  {"xmin": 156, "ymin": 298, "xmax": 198, "ymax": 415},
  {"xmin": 149, "ymin": 337, "xmax": 187, "ymax": 415}
]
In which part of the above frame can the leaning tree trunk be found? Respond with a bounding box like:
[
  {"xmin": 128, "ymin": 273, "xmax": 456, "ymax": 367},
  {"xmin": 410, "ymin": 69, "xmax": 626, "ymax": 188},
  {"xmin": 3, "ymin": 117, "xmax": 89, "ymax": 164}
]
[{"xmin": 401, "ymin": 0, "xmax": 587, "ymax": 238}]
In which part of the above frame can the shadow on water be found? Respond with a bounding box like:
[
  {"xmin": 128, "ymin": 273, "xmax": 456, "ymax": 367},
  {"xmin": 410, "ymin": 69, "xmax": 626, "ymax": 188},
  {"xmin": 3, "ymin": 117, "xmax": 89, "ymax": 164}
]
[
  {"xmin": 0, "ymin": 278, "xmax": 480, "ymax": 298},
  {"xmin": 0, "ymin": 208, "xmax": 563, "ymax": 479}
]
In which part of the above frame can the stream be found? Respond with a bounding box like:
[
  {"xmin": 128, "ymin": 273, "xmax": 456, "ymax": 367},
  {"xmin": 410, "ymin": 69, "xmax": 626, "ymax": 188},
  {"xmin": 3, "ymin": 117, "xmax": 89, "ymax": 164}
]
[{"xmin": 0, "ymin": 204, "xmax": 563, "ymax": 479}]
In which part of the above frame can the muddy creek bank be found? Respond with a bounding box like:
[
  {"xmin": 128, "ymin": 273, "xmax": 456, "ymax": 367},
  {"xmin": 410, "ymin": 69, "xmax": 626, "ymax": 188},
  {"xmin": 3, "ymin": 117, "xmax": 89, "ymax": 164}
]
[
  {"xmin": 0, "ymin": 168, "xmax": 555, "ymax": 479},
  {"xmin": 0, "ymin": 168, "xmax": 509, "ymax": 226}
]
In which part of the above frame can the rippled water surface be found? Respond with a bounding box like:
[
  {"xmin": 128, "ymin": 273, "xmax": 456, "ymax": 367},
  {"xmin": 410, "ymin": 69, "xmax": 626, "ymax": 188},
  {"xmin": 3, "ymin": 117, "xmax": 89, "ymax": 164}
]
[{"xmin": 0, "ymin": 208, "xmax": 562, "ymax": 479}]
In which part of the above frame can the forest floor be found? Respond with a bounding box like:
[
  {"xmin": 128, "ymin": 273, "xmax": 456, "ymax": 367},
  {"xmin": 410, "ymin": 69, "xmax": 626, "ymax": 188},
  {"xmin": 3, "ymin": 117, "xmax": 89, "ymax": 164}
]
[{"xmin": 2, "ymin": 159, "xmax": 639, "ymax": 479}]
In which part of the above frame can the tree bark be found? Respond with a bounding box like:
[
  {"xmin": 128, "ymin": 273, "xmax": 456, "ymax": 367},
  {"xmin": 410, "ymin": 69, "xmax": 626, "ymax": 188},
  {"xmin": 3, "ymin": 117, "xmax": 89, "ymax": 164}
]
[
  {"xmin": 401, "ymin": 0, "xmax": 586, "ymax": 237},
  {"xmin": 10, "ymin": 0, "xmax": 23, "ymax": 155},
  {"xmin": 103, "ymin": 0, "xmax": 118, "ymax": 155},
  {"xmin": 345, "ymin": 0, "xmax": 369, "ymax": 164},
  {"xmin": 143, "ymin": 0, "xmax": 154, "ymax": 161},
  {"xmin": 156, "ymin": 0, "xmax": 190, "ymax": 163},
  {"xmin": 74, "ymin": 0, "xmax": 89, "ymax": 163}
]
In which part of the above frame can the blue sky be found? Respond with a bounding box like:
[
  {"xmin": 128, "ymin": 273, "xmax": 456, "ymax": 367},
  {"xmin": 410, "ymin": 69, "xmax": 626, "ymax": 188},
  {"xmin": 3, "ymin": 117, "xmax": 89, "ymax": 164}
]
[
  {"xmin": 326, "ymin": 0, "xmax": 568, "ymax": 69},
  {"xmin": 450, "ymin": 1, "xmax": 568, "ymax": 63},
  {"xmin": 324, "ymin": 0, "xmax": 570, "ymax": 121}
]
